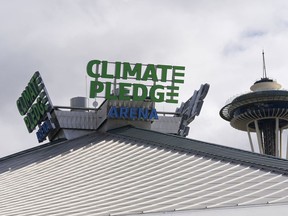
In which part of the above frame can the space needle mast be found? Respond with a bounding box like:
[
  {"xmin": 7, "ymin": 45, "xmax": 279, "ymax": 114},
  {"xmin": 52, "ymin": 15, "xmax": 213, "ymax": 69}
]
[{"xmin": 220, "ymin": 52, "xmax": 288, "ymax": 158}]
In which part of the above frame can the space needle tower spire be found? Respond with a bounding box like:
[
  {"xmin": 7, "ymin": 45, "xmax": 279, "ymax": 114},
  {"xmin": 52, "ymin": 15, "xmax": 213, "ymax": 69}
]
[
  {"xmin": 220, "ymin": 52, "xmax": 288, "ymax": 158},
  {"xmin": 262, "ymin": 50, "xmax": 267, "ymax": 79}
]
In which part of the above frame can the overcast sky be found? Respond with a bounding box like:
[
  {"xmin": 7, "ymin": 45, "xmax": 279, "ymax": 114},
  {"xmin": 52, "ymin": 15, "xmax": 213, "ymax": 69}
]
[{"xmin": 1, "ymin": 0, "xmax": 288, "ymax": 157}]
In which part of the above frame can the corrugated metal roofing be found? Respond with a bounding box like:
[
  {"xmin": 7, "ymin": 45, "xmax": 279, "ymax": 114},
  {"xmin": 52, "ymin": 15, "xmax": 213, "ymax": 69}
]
[
  {"xmin": 0, "ymin": 126, "xmax": 288, "ymax": 215},
  {"xmin": 110, "ymin": 127, "xmax": 288, "ymax": 175}
]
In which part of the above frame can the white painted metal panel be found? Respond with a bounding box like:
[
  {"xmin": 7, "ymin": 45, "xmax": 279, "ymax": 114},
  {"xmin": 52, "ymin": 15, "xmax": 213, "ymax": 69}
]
[{"xmin": 1, "ymin": 132, "xmax": 288, "ymax": 215}]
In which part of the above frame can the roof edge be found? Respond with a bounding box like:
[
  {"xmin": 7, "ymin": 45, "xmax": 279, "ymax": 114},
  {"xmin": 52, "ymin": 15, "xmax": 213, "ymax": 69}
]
[{"xmin": 109, "ymin": 126, "xmax": 288, "ymax": 175}]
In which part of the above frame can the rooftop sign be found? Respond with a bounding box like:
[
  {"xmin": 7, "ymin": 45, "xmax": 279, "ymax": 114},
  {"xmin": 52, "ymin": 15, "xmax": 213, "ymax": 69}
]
[
  {"xmin": 87, "ymin": 60, "xmax": 185, "ymax": 104},
  {"xmin": 16, "ymin": 72, "xmax": 55, "ymax": 142},
  {"xmin": 108, "ymin": 106, "xmax": 158, "ymax": 121}
]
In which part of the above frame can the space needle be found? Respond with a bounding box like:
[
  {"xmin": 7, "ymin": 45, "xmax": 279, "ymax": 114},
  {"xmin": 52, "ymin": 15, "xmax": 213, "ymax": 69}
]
[{"xmin": 220, "ymin": 52, "xmax": 288, "ymax": 158}]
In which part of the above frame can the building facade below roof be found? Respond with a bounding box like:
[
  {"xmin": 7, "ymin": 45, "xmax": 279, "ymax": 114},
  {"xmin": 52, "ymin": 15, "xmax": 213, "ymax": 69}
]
[{"xmin": 1, "ymin": 127, "xmax": 288, "ymax": 215}]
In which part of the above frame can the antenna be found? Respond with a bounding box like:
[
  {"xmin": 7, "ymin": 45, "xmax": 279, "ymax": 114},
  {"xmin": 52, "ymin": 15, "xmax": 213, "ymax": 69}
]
[{"xmin": 262, "ymin": 50, "xmax": 267, "ymax": 78}]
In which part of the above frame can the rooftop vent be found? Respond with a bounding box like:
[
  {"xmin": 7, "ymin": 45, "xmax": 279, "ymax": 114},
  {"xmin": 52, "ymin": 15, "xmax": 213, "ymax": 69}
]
[{"xmin": 70, "ymin": 97, "xmax": 88, "ymax": 111}]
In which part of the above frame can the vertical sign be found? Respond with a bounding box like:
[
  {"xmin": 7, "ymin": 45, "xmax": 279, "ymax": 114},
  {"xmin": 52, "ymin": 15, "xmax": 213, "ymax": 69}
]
[{"xmin": 16, "ymin": 72, "xmax": 55, "ymax": 142}]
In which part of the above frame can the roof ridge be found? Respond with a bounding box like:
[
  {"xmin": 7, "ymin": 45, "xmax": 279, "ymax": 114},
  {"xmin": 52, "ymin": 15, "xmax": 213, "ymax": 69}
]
[
  {"xmin": 109, "ymin": 126, "xmax": 288, "ymax": 175},
  {"xmin": 109, "ymin": 125, "xmax": 285, "ymax": 158}
]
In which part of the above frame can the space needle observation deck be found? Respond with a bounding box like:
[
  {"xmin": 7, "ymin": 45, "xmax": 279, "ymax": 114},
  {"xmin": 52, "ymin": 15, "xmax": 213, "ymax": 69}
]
[{"xmin": 220, "ymin": 53, "xmax": 288, "ymax": 158}]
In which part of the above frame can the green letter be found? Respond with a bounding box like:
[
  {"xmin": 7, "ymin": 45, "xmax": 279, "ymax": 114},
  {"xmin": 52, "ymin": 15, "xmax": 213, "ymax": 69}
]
[
  {"xmin": 123, "ymin": 62, "xmax": 142, "ymax": 80},
  {"xmin": 142, "ymin": 64, "xmax": 158, "ymax": 81},
  {"xmin": 149, "ymin": 85, "xmax": 164, "ymax": 102},
  {"xmin": 105, "ymin": 82, "xmax": 117, "ymax": 99},
  {"xmin": 24, "ymin": 116, "xmax": 33, "ymax": 133},
  {"xmin": 89, "ymin": 80, "xmax": 104, "ymax": 98},
  {"xmin": 27, "ymin": 83, "xmax": 37, "ymax": 102},
  {"xmin": 101, "ymin": 61, "xmax": 113, "ymax": 79},
  {"xmin": 132, "ymin": 84, "xmax": 148, "ymax": 101},
  {"xmin": 21, "ymin": 89, "xmax": 32, "ymax": 111},
  {"xmin": 172, "ymin": 66, "xmax": 185, "ymax": 84},
  {"xmin": 118, "ymin": 83, "xmax": 131, "ymax": 100},
  {"xmin": 157, "ymin": 65, "xmax": 172, "ymax": 82},
  {"xmin": 37, "ymin": 97, "xmax": 46, "ymax": 116},
  {"xmin": 115, "ymin": 61, "xmax": 122, "ymax": 79},
  {"xmin": 32, "ymin": 75, "xmax": 43, "ymax": 94},
  {"xmin": 166, "ymin": 85, "xmax": 179, "ymax": 103},
  {"xmin": 87, "ymin": 60, "xmax": 101, "ymax": 78},
  {"xmin": 17, "ymin": 98, "xmax": 25, "ymax": 116}
]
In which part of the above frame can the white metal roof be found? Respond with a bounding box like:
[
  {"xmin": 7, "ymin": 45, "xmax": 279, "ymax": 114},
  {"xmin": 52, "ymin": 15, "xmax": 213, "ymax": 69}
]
[{"xmin": 0, "ymin": 127, "xmax": 288, "ymax": 215}]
